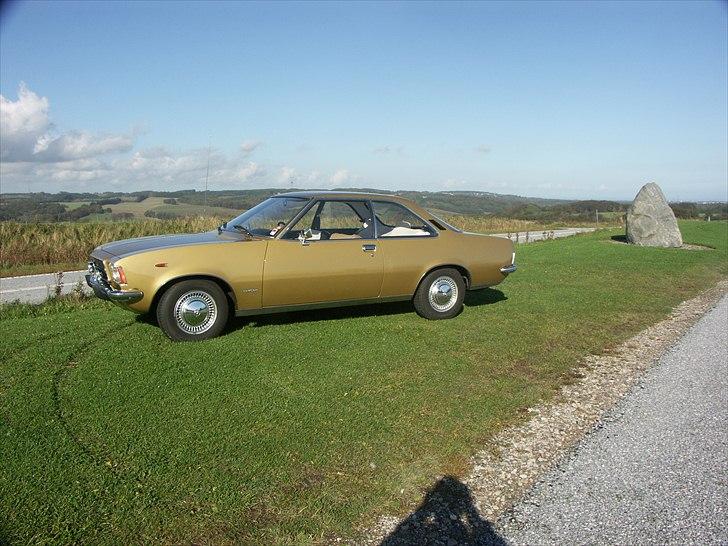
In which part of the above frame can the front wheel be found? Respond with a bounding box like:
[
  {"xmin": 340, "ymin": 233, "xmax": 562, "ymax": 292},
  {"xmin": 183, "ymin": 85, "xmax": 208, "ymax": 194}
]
[
  {"xmin": 156, "ymin": 280, "xmax": 229, "ymax": 341},
  {"xmin": 413, "ymin": 268, "xmax": 466, "ymax": 320}
]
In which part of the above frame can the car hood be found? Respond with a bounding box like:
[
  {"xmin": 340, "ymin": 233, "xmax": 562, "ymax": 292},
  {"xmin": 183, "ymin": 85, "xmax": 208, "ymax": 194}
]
[{"xmin": 93, "ymin": 230, "xmax": 244, "ymax": 260}]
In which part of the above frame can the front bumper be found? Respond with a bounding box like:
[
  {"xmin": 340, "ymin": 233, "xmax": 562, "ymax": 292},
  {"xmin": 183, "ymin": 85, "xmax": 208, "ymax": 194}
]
[{"xmin": 85, "ymin": 272, "xmax": 144, "ymax": 304}]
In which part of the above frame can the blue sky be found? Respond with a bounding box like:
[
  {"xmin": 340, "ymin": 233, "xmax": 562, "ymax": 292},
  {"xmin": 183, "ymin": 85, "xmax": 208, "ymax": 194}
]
[{"xmin": 1, "ymin": 0, "xmax": 726, "ymax": 200}]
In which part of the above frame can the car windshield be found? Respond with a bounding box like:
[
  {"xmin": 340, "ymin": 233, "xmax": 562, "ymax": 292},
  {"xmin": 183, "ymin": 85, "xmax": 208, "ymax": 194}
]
[{"xmin": 225, "ymin": 196, "xmax": 310, "ymax": 237}]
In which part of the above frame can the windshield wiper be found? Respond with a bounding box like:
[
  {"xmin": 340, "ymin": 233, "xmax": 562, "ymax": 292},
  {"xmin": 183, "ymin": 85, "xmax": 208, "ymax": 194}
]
[{"xmin": 232, "ymin": 224, "xmax": 254, "ymax": 238}]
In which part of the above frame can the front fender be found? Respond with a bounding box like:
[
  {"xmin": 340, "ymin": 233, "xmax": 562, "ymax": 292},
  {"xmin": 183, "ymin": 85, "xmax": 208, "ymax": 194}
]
[{"xmin": 111, "ymin": 240, "xmax": 268, "ymax": 313}]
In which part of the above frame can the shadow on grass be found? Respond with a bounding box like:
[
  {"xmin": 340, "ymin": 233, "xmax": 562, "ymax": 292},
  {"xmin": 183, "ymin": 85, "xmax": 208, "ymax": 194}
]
[
  {"xmin": 611, "ymin": 234, "xmax": 628, "ymax": 243},
  {"xmin": 229, "ymin": 288, "xmax": 506, "ymax": 330},
  {"xmin": 133, "ymin": 288, "xmax": 507, "ymax": 335},
  {"xmin": 380, "ymin": 476, "xmax": 507, "ymax": 545}
]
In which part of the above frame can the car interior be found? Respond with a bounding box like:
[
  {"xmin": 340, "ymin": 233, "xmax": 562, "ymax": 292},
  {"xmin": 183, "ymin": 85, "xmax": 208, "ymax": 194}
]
[{"xmin": 282, "ymin": 199, "xmax": 435, "ymax": 241}]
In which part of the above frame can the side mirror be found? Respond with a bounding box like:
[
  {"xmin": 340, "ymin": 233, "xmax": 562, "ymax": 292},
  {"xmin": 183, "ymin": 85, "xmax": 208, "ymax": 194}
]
[{"xmin": 298, "ymin": 228, "xmax": 313, "ymax": 245}]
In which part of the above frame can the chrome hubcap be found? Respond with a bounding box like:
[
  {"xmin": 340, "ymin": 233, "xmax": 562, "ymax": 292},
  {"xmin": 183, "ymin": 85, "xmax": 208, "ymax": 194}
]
[
  {"xmin": 428, "ymin": 276, "xmax": 458, "ymax": 312},
  {"xmin": 174, "ymin": 291, "xmax": 217, "ymax": 334}
]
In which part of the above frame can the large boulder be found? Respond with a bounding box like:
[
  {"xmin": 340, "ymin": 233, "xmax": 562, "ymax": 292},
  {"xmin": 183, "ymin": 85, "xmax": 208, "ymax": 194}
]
[{"xmin": 626, "ymin": 183, "xmax": 682, "ymax": 247}]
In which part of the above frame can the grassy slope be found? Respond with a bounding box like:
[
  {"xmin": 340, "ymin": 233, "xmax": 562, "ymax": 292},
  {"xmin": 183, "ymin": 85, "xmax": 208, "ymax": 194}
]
[{"xmin": 1, "ymin": 221, "xmax": 726, "ymax": 544}]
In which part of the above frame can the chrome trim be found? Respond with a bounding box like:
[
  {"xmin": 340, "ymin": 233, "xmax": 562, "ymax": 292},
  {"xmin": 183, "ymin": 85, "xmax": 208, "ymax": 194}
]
[
  {"xmin": 85, "ymin": 272, "xmax": 144, "ymax": 304},
  {"xmin": 234, "ymin": 295, "xmax": 411, "ymax": 317},
  {"xmin": 428, "ymin": 275, "xmax": 459, "ymax": 312},
  {"xmin": 174, "ymin": 290, "xmax": 217, "ymax": 334},
  {"xmin": 500, "ymin": 264, "xmax": 517, "ymax": 274}
]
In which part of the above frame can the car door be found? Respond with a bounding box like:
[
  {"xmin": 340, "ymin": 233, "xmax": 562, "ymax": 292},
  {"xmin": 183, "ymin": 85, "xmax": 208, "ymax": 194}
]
[{"xmin": 261, "ymin": 199, "xmax": 383, "ymax": 307}]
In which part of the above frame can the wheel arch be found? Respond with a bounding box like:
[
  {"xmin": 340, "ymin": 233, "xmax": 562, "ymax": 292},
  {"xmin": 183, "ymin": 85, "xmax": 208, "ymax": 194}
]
[
  {"xmin": 150, "ymin": 274, "xmax": 237, "ymax": 315},
  {"xmin": 415, "ymin": 264, "xmax": 471, "ymax": 293}
]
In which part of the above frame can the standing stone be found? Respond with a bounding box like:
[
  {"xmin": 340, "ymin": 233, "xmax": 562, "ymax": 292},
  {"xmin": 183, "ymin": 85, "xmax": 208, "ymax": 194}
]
[{"xmin": 626, "ymin": 183, "xmax": 682, "ymax": 247}]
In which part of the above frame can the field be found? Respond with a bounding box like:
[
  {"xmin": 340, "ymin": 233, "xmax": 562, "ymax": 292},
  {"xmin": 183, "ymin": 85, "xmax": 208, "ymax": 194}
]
[
  {"xmin": 1, "ymin": 221, "xmax": 725, "ymax": 544},
  {"xmin": 0, "ymin": 217, "xmax": 223, "ymax": 276},
  {"xmin": 0, "ymin": 215, "xmax": 616, "ymax": 277},
  {"xmin": 104, "ymin": 197, "xmax": 242, "ymax": 219}
]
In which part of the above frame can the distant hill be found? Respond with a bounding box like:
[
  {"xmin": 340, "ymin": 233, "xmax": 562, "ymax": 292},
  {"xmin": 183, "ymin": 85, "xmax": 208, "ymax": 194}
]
[
  {"xmin": 334, "ymin": 189, "xmax": 569, "ymax": 216},
  {"xmin": 1, "ymin": 188, "xmax": 725, "ymax": 222}
]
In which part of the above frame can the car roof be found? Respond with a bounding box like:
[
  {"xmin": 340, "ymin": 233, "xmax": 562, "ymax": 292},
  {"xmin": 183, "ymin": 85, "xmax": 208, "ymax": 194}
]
[{"xmin": 271, "ymin": 191, "xmax": 447, "ymax": 229}]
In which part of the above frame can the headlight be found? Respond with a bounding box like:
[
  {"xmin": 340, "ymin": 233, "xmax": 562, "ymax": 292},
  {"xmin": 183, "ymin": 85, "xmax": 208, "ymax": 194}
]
[{"xmin": 110, "ymin": 263, "xmax": 127, "ymax": 284}]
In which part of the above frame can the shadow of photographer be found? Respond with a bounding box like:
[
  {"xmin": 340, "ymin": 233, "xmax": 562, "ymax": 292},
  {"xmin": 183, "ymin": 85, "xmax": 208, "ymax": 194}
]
[{"xmin": 381, "ymin": 476, "xmax": 507, "ymax": 546}]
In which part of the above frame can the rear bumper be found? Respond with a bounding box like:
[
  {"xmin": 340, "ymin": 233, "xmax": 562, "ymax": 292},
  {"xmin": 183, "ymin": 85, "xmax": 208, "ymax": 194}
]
[
  {"xmin": 85, "ymin": 273, "xmax": 144, "ymax": 304},
  {"xmin": 500, "ymin": 263, "xmax": 517, "ymax": 275}
]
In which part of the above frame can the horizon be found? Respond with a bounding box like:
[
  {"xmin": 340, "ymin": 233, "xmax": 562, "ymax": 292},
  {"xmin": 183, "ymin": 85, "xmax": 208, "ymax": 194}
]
[
  {"xmin": 1, "ymin": 1, "xmax": 727, "ymax": 202},
  {"xmin": 3, "ymin": 186, "xmax": 726, "ymax": 205}
]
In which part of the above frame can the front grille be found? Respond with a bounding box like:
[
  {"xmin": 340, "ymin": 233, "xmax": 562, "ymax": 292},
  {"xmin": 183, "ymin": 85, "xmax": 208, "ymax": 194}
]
[{"xmin": 89, "ymin": 258, "xmax": 108, "ymax": 282}]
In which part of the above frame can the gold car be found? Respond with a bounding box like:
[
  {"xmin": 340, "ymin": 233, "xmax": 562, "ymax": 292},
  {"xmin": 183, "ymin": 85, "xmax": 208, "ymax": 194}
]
[{"xmin": 86, "ymin": 192, "xmax": 516, "ymax": 340}]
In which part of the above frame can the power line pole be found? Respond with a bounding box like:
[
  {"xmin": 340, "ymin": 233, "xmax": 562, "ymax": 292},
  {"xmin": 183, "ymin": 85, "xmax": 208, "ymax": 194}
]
[{"xmin": 204, "ymin": 137, "xmax": 211, "ymax": 216}]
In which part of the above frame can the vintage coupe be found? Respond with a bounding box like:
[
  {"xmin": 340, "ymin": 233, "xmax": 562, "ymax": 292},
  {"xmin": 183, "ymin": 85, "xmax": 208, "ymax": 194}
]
[{"xmin": 86, "ymin": 192, "xmax": 516, "ymax": 340}]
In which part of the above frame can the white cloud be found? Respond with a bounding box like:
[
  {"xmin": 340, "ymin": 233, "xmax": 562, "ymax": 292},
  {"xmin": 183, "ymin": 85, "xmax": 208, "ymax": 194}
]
[
  {"xmin": 330, "ymin": 169, "xmax": 351, "ymax": 185},
  {"xmin": 237, "ymin": 161, "xmax": 265, "ymax": 183},
  {"xmin": 240, "ymin": 139, "xmax": 262, "ymax": 157},
  {"xmin": 1, "ymin": 83, "xmax": 51, "ymax": 162},
  {"xmin": 277, "ymin": 166, "xmax": 297, "ymax": 184},
  {"xmin": 305, "ymin": 170, "xmax": 322, "ymax": 184},
  {"xmin": 0, "ymin": 84, "xmax": 359, "ymax": 193},
  {"xmin": 33, "ymin": 131, "xmax": 133, "ymax": 162},
  {"xmin": 0, "ymin": 83, "xmax": 133, "ymax": 163}
]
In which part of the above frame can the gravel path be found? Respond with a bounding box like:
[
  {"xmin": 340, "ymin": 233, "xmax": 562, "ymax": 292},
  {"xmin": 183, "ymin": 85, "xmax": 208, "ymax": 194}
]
[{"xmin": 498, "ymin": 295, "xmax": 728, "ymax": 545}]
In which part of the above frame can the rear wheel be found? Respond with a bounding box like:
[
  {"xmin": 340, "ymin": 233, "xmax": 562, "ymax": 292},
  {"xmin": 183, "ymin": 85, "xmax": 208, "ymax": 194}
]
[
  {"xmin": 413, "ymin": 268, "xmax": 466, "ymax": 320},
  {"xmin": 156, "ymin": 280, "xmax": 228, "ymax": 341}
]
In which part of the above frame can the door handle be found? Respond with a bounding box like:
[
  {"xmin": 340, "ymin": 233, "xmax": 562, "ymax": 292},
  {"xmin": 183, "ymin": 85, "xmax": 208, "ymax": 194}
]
[{"xmin": 362, "ymin": 244, "xmax": 377, "ymax": 252}]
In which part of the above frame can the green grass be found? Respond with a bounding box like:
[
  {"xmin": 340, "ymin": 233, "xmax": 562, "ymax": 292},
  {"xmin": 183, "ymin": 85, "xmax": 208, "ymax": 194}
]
[{"xmin": 1, "ymin": 221, "xmax": 726, "ymax": 544}]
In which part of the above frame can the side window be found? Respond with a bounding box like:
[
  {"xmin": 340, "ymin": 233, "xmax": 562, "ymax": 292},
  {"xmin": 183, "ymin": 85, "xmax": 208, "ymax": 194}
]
[
  {"xmin": 372, "ymin": 201, "xmax": 435, "ymax": 237},
  {"xmin": 319, "ymin": 201, "xmax": 362, "ymax": 230},
  {"xmin": 282, "ymin": 204, "xmax": 317, "ymax": 239},
  {"xmin": 285, "ymin": 200, "xmax": 374, "ymax": 240}
]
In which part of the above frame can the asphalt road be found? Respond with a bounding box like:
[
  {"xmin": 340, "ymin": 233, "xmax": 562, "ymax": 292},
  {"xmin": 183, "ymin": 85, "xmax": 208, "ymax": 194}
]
[
  {"xmin": 492, "ymin": 227, "xmax": 595, "ymax": 243},
  {"xmin": 0, "ymin": 228, "xmax": 595, "ymax": 305},
  {"xmin": 497, "ymin": 295, "xmax": 728, "ymax": 545},
  {"xmin": 0, "ymin": 270, "xmax": 90, "ymax": 304}
]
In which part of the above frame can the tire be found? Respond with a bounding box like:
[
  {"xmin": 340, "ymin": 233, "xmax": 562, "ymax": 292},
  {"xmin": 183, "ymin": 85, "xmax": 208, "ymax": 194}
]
[
  {"xmin": 413, "ymin": 268, "xmax": 466, "ymax": 320},
  {"xmin": 156, "ymin": 279, "xmax": 229, "ymax": 341}
]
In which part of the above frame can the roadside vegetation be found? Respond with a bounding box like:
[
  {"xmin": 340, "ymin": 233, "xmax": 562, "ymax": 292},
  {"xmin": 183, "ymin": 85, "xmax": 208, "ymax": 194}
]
[
  {"xmin": 1, "ymin": 221, "xmax": 725, "ymax": 544},
  {"xmin": 0, "ymin": 217, "xmax": 222, "ymax": 275},
  {"xmin": 0, "ymin": 215, "xmax": 618, "ymax": 277}
]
